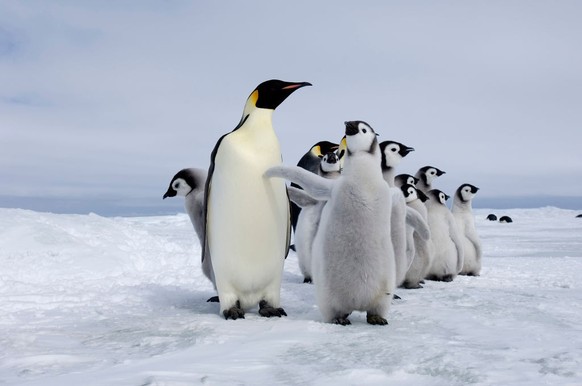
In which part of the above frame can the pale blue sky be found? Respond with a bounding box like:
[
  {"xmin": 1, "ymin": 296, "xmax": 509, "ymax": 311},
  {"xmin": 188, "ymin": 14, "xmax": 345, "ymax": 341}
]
[{"xmin": 1, "ymin": 1, "xmax": 581, "ymax": 214}]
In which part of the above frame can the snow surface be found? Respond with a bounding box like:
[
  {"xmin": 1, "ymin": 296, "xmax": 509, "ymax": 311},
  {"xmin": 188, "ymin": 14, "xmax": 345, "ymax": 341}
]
[{"xmin": 1, "ymin": 207, "xmax": 581, "ymax": 385}]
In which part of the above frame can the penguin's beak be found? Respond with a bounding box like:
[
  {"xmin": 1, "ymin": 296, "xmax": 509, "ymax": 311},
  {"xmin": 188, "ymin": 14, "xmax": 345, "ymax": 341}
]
[
  {"xmin": 402, "ymin": 147, "xmax": 415, "ymax": 157},
  {"xmin": 282, "ymin": 82, "xmax": 312, "ymax": 90},
  {"xmin": 344, "ymin": 121, "xmax": 359, "ymax": 136},
  {"xmin": 438, "ymin": 170, "xmax": 446, "ymax": 176}
]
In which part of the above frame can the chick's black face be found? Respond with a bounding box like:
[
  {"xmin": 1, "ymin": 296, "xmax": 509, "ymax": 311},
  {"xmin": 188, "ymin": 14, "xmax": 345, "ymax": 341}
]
[{"xmin": 255, "ymin": 79, "xmax": 312, "ymax": 110}]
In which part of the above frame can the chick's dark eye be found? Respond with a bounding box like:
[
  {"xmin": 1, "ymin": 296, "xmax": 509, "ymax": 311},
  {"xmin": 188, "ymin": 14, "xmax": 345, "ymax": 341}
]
[{"xmin": 362, "ymin": 129, "xmax": 367, "ymax": 133}]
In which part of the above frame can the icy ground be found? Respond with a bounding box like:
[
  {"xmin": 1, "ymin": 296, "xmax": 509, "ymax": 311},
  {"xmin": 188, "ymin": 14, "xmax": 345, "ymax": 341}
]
[{"xmin": 1, "ymin": 207, "xmax": 581, "ymax": 385}]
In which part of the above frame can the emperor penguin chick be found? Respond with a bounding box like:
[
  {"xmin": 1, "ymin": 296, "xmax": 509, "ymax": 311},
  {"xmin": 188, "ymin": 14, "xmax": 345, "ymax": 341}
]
[
  {"xmin": 163, "ymin": 168, "xmax": 216, "ymax": 298},
  {"xmin": 400, "ymin": 184, "xmax": 434, "ymax": 289},
  {"xmin": 293, "ymin": 152, "xmax": 341, "ymax": 284},
  {"xmin": 425, "ymin": 189, "xmax": 464, "ymax": 282},
  {"xmin": 266, "ymin": 121, "xmax": 395, "ymax": 326},
  {"xmin": 379, "ymin": 140, "xmax": 421, "ymax": 287},
  {"xmin": 415, "ymin": 166, "xmax": 446, "ymax": 193},
  {"xmin": 379, "ymin": 140, "xmax": 414, "ymax": 187},
  {"xmin": 452, "ymin": 183, "xmax": 482, "ymax": 276},
  {"xmin": 204, "ymin": 79, "xmax": 311, "ymax": 320}
]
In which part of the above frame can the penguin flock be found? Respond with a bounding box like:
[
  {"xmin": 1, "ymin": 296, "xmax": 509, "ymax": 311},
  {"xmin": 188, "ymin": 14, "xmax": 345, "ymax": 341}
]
[{"xmin": 163, "ymin": 79, "xmax": 485, "ymax": 325}]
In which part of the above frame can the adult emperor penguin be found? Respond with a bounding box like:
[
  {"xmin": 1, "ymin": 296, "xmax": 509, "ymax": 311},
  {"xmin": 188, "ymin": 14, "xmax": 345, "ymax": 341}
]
[
  {"xmin": 415, "ymin": 166, "xmax": 446, "ymax": 193},
  {"xmin": 204, "ymin": 79, "xmax": 311, "ymax": 320},
  {"xmin": 293, "ymin": 152, "xmax": 341, "ymax": 284},
  {"xmin": 400, "ymin": 184, "xmax": 434, "ymax": 289},
  {"xmin": 163, "ymin": 168, "xmax": 217, "ymax": 300},
  {"xmin": 394, "ymin": 173, "xmax": 419, "ymax": 188},
  {"xmin": 266, "ymin": 121, "xmax": 395, "ymax": 326},
  {"xmin": 290, "ymin": 141, "xmax": 338, "ymax": 234},
  {"xmin": 452, "ymin": 183, "xmax": 482, "ymax": 276},
  {"xmin": 425, "ymin": 189, "xmax": 464, "ymax": 282}
]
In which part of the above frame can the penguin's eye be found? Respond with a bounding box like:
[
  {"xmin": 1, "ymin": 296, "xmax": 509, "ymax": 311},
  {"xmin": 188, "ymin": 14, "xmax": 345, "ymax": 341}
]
[
  {"xmin": 430, "ymin": 171, "xmax": 435, "ymax": 175},
  {"xmin": 362, "ymin": 128, "xmax": 367, "ymax": 133},
  {"xmin": 391, "ymin": 147, "xmax": 397, "ymax": 152},
  {"xmin": 173, "ymin": 182, "xmax": 180, "ymax": 189}
]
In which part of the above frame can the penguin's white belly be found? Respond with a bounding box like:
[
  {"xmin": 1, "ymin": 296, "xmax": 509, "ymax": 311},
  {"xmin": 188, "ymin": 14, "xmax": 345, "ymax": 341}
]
[
  {"xmin": 429, "ymin": 218, "xmax": 457, "ymax": 275},
  {"xmin": 208, "ymin": 135, "xmax": 288, "ymax": 307}
]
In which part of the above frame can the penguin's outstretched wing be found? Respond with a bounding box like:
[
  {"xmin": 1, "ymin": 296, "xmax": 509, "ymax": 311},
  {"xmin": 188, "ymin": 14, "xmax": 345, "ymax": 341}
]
[
  {"xmin": 287, "ymin": 186, "xmax": 321, "ymax": 208},
  {"xmin": 265, "ymin": 165, "xmax": 333, "ymax": 200}
]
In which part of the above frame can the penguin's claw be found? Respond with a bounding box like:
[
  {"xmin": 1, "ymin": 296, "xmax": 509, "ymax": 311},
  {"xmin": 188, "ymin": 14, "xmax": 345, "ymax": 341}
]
[
  {"xmin": 258, "ymin": 300, "xmax": 287, "ymax": 317},
  {"xmin": 332, "ymin": 316, "xmax": 351, "ymax": 326},
  {"xmin": 223, "ymin": 301, "xmax": 245, "ymax": 320},
  {"xmin": 367, "ymin": 314, "xmax": 388, "ymax": 325}
]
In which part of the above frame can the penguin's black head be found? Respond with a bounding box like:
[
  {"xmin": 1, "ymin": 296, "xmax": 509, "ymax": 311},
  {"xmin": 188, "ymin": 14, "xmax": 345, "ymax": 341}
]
[
  {"xmin": 253, "ymin": 79, "xmax": 312, "ymax": 110},
  {"xmin": 344, "ymin": 121, "xmax": 379, "ymax": 155},
  {"xmin": 400, "ymin": 183, "xmax": 415, "ymax": 199},
  {"xmin": 379, "ymin": 140, "xmax": 415, "ymax": 170},
  {"xmin": 312, "ymin": 141, "xmax": 339, "ymax": 158},
  {"xmin": 163, "ymin": 168, "xmax": 201, "ymax": 199},
  {"xmin": 456, "ymin": 183, "xmax": 480, "ymax": 203},
  {"xmin": 395, "ymin": 173, "xmax": 417, "ymax": 188},
  {"xmin": 428, "ymin": 189, "xmax": 448, "ymax": 205}
]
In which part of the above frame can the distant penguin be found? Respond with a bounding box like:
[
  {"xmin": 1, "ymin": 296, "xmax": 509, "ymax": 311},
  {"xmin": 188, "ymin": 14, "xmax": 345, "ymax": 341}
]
[
  {"xmin": 293, "ymin": 152, "xmax": 341, "ymax": 283},
  {"xmin": 204, "ymin": 79, "xmax": 311, "ymax": 320},
  {"xmin": 401, "ymin": 184, "xmax": 434, "ymax": 289},
  {"xmin": 415, "ymin": 166, "xmax": 446, "ymax": 193},
  {"xmin": 452, "ymin": 184, "xmax": 482, "ymax": 276},
  {"xmin": 486, "ymin": 214, "xmax": 498, "ymax": 221},
  {"xmin": 379, "ymin": 140, "xmax": 414, "ymax": 186},
  {"xmin": 394, "ymin": 174, "xmax": 419, "ymax": 188},
  {"xmin": 499, "ymin": 216, "xmax": 513, "ymax": 223},
  {"xmin": 163, "ymin": 168, "xmax": 217, "ymax": 299},
  {"xmin": 266, "ymin": 121, "xmax": 395, "ymax": 326},
  {"xmin": 290, "ymin": 141, "xmax": 339, "ymax": 233},
  {"xmin": 425, "ymin": 189, "xmax": 464, "ymax": 282}
]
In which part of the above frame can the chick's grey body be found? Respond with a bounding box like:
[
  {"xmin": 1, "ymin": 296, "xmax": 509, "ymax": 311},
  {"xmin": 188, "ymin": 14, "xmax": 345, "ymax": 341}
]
[
  {"xmin": 425, "ymin": 189, "xmax": 464, "ymax": 282},
  {"xmin": 452, "ymin": 184, "xmax": 482, "ymax": 276},
  {"xmin": 266, "ymin": 121, "xmax": 394, "ymax": 325},
  {"xmin": 401, "ymin": 185, "xmax": 434, "ymax": 289},
  {"xmin": 163, "ymin": 168, "xmax": 216, "ymax": 290}
]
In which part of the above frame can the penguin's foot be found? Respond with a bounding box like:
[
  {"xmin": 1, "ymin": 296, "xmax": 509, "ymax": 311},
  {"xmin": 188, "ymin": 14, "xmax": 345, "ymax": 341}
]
[
  {"xmin": 206, "ymin": 295, "xmax": 220, "ymax": 303},
  {"xmin": 367, "ymin": 314, "xmax": 388, "ymax": 326},
  {"xmin": 392, "ymin": 294, "xmax": 402, "ymax": 300},
  {"xmin": 332, "ymin": 315, "xmax": 351, "ymax": 326},
  {"xmin": 303, "ymin": 277, "xmax": 313, "ymax": 284},
  {"xmin": 223, "ymin": 301, "xmax": 245, "ymax": 320},
  {"xmin": 466, "ymin": 272, "xmax": 480, "ymax": 277},
  {"xmin": 420, "ymin": 280, "xmax": 425, "ymax": 284},
  {"xmin": 258, "ymin": 300, "xmax": 287, "ymax": 318},
  {"xmin": 425, "ymin": 275, "xmax": 441, "ymax": 282},
  {"xmin": 401, "ymin": 281, "xmax": 423, "ymax": 289},
  {"xmin": 441, "ymin": 274, "xmax": 454, "ymax": 282}
]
